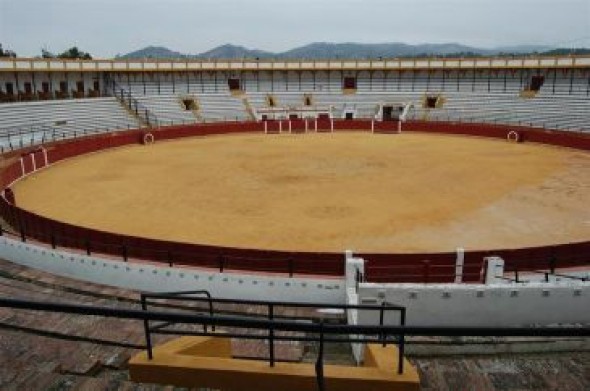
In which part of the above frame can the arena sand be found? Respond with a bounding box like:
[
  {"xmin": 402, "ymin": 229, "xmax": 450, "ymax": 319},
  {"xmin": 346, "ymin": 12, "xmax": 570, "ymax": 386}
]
[{"xmin": 13, "ymin": 132, "xmax": 590, "ymax": 252}]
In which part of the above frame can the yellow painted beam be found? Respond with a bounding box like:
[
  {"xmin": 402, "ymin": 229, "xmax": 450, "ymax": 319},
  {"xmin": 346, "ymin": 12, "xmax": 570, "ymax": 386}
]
[{"xmin": 129, "ymin": 336, "xmax": 420, "ymax": 391}]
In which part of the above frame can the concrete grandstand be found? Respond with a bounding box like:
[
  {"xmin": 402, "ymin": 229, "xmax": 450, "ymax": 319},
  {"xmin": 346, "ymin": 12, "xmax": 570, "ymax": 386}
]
[{"xmin": 0, "ymin": 54, "xmax": 588, "ymax": 390}]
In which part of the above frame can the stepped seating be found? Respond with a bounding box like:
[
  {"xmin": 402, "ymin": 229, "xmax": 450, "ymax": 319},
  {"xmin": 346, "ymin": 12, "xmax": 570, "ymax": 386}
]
[
  {"xmin": 313, "ymin": 92, "xmax": 417, "ymax": 119},
  {"xmin": 132, "ymin": 93, "xmax": 250, "ymax": 124},
  {"xmin": 414, "ymin": 93, "xmax": 590, "ymax": 132},
  {"xmin": 197, "ymin": 94, "xmax": 250, "ymax": 122},
  {"xmin": 0, "ymin": 98, "xmax": 140, "ymax": 149},
  {"xmin": 0, "ymin": 85, "xmax": 586, "ymax": 150},
  {"xmin": 357, "ymin": 75, "xmax": 527, "ymax": 95},
  {"xmin": 134, "ymin": 94, "xmax": 198, "ymax": 126}
]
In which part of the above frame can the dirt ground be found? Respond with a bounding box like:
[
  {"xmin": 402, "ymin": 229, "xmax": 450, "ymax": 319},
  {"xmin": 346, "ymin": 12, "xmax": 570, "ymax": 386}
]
[{"xmin": 12, "ymin": 132, "xmax": 590, "ymax": 253}]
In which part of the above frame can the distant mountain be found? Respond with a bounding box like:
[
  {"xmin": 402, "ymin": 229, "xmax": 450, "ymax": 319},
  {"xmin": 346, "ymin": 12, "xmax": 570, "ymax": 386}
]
[
  {"xmin": 198, "ymin": 44, "xmax": 273, "ymax": 59},
  {"xmin": 116, "ymin": 46, "xmax": 188, "ymax": 59},
  {"xmin": 281, "ymin": 42, "xmax": 494, "ymax": 59},
  {"xmin": 117, "ymin": 42, "xmax": 575, "ymax": 60},
  {"xmin": 492, "ymin": 44, "xmax": 554, "ymax": 54}
]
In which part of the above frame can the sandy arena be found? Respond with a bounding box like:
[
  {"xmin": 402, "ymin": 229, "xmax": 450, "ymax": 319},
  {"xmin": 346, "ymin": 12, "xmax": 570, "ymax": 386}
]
[{"xmin": 12, "ymin": 131, "xmax": 590, "ymax": 253}]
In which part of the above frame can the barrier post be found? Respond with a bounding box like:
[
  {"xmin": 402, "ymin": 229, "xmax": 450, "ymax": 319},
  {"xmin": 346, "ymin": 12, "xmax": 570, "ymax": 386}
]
[
  {"xmin": 268, "ymin": 303, "xmax": 275, "ymax": 367},
  {"xmin": 41, "ymin": 147, "xmax": 48, "ymax": 167},
  {"xmin": 398, "ymin": 308, "xmax": 406, "ymax": 374},
  {"xmin": 484, "ymin": 256, "xmax": 505, "ymax": 284},
  {"xmin": 380, "ymin": 301, "xmax": 386, "ymax": 346},
  {"xmin": 167, "ymin": 251, "xmax": 173, "ymax": 267},
  {"xmin": 454, "ymin": 247, "xmax": 465, "ymax": 283}
]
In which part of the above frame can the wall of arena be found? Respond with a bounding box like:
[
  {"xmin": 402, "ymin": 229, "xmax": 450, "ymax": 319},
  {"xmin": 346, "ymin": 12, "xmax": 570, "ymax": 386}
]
[{"xmin": 1, "ymin": 120, "xmax": 589, "ymax": 284}]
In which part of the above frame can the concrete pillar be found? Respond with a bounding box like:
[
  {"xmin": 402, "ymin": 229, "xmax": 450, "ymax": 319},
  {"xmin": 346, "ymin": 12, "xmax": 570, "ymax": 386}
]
[
  {"xmin": 455, "ymin": 247, "xmax": 465, "ymax": 283},
  {"xmin": 484, "ymin": 256, "xmax": 505, "ymax": 284}
]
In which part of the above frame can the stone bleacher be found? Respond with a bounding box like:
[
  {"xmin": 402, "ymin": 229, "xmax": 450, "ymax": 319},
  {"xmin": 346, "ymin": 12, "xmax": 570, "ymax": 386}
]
[
  {"xmin": 134, "ymin": 94, "xmax": 198, "ymax": 126},
  {"xmin": 0, "ymin": 73, "xmax": 588, "ymax": 147},
  {"xmin": 412, "ymin": 93, "xmax": 590, "ymax": 132},
  {"xmin": 197, "ymin": 94, "xmax": 251, "ymax": 122},
  {"xmin": 0, "ymin": 97, "xmax": 140, "ymax": 149}
]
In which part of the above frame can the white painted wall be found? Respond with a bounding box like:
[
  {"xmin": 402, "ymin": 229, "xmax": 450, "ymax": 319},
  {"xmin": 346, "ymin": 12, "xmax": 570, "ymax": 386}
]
[
  {"xmin": 0, "ymin": 236, "xmax": 345, "ymax": 304},
  {"xmin": 345, "ymin": 250, "xmax": 365, "ymax": 364},
  {"xmin": 358, "ymin": 282, "xmax": 590, "ymax": 327},
  {"xmin": 3, "ymin": 236, "xmax": 588, "ymax": 328}
]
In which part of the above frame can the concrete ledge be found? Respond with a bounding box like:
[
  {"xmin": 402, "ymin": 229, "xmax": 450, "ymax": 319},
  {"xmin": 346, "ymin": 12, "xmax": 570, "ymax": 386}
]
[{"xmin": 129, "ymin": 336, "xmax": 419, "ymax": 391}]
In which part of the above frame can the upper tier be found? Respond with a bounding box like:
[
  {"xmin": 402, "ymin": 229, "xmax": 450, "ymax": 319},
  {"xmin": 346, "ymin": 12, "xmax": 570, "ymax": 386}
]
[{"xmin": 2, "ymin": 55, "xmax": 590, "ymax": 73}]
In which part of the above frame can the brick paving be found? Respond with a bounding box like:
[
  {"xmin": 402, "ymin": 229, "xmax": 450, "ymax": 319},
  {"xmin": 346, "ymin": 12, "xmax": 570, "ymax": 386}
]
[{"xmin": 411, "ymin": 352, "xmax": 590, "ymax": 391}]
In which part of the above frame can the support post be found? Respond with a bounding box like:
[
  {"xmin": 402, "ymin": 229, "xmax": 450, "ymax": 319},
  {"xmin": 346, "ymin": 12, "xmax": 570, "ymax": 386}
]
[
  {"xmin": 484, "ymin": 256, "xmax": 505, "ymax": 284},
  {"xmin": 455, "ymin": 247, "xmax": 465, "ymax": 283},
  {"xmin": 41, "ymin": 147, "xmax": 49, "ymax": 167},
  {"xmin": 268, "ymin": 303, "xmax": 275, "ymax": 367}
]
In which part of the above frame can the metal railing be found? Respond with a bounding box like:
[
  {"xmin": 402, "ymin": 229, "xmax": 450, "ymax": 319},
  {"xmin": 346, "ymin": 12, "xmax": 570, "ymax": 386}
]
[
  {"xmin": 140, "ymin": 291, "xmax": 406, "ymax": 374},
  {"xmin": 0, "ymin": 296, "xmax": 588, "ymax": 391},
  {"xmin": 0, "ymin": 121, "xmax": 135, "ymax": 153},
  {"xmin": 108, "ymin": 78, "xmax": 160, "ymax": 128}
]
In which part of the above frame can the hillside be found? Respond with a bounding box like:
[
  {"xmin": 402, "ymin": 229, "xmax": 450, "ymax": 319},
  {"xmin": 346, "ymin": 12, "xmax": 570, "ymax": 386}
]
[{"xmin": 116, "ymin": 42, "xmax": 563, "ymax": 60}]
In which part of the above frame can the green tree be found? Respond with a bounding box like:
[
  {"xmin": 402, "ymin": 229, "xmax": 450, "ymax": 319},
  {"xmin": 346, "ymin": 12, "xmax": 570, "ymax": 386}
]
[
  {"xmin": 58, "ymin": 46, "xmax": 92, "ymax": 60},
  {"xmin": 0, "ymin": 43, "xmax": 17, "ymax": 58},
  {"xmin": 41, "ymin": 48, "xmax": 55, "ymax": 58}
]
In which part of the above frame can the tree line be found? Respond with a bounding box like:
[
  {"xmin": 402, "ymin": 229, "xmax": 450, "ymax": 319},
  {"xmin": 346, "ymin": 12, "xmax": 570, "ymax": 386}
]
[{"xmin": 0, "ymin": 44, "xmax": 93, "ymax": 59}]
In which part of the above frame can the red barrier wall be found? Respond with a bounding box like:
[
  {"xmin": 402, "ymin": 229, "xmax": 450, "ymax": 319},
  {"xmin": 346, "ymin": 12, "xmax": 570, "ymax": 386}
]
[{"xmin": 1, "ymin": 120, "xmax": 589, "ymax": 282}]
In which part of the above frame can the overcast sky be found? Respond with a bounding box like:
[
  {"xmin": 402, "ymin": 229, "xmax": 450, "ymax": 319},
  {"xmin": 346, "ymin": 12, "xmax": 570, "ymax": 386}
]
[{"xmin": 1, "ymin": 0, "xmax": 589, "ymax": 58}]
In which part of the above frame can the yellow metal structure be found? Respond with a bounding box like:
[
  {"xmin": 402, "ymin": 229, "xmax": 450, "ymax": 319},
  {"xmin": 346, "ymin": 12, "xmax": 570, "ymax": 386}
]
[{"xmin": 129, "ymin": 336, "xmax": 420, "ymax": 391}]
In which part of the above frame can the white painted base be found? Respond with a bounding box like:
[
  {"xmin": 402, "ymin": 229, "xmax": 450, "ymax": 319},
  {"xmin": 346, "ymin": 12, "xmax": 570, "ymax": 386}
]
[
  {"xmin": 359, "ymin": 282, "xmax": 590, "ymax": 327},
  {"xmin": 0, "ymin": 236, "xmax": 345, "ymax": 304}
]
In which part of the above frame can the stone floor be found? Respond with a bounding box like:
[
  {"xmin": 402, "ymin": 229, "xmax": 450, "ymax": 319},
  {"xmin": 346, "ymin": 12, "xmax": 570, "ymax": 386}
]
[
  {"xmin": 0, "ymin": 258, "xmax": 588, "ymax": 390},
  {"xmin": 411, "ymin": 353, "xmax": 590, "ymax": 391}
]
